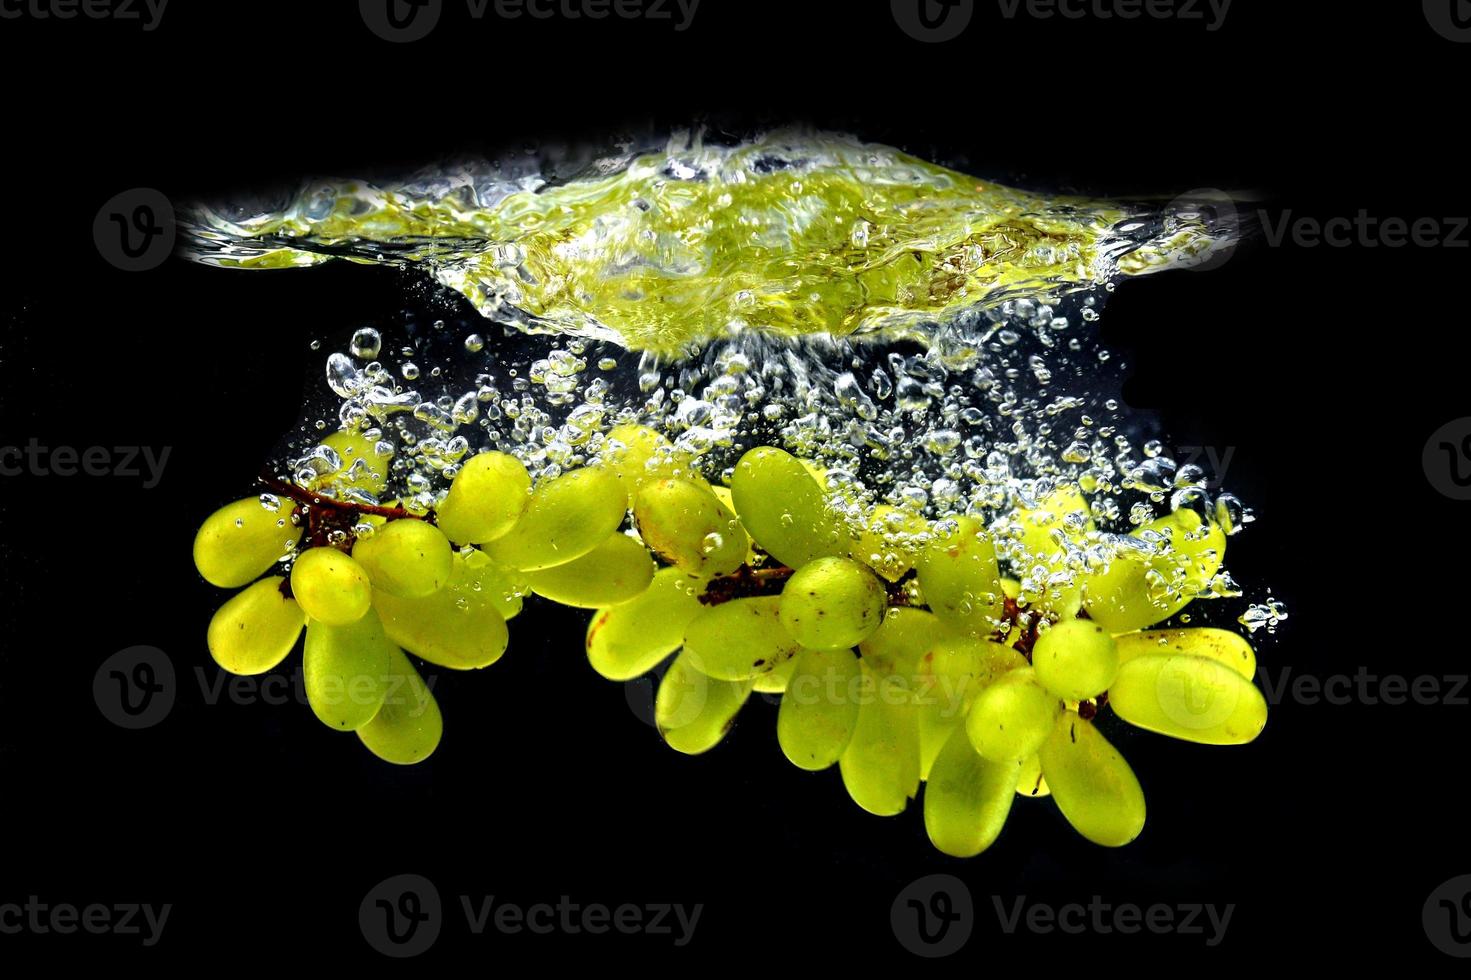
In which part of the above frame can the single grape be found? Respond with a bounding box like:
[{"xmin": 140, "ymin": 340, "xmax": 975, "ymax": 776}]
[
  {"xmin": 778, "ymin": 556, "xmax": 887, "ymax": 650},
  {"xmin": 849, "ymin": 504, "xmax": 927, "ymax": 582},
  {"xmin": 206, "ymin": 576, "xmax": 305, "ymax": 675},
  {"xmin": 303, "ymin": 611, "xmax": 394, "ymax": 730},
  {"xmin": 351, "ymin": 518, "xmax": 453, "ymax": 599},
  {"xmin": 585, "ymin": 568, "xmax": 707, "ymax": 681},
  {"xmin": 965, "ymin": 666, "xmax": 1061, "ymax": 762},
  {"xmin": 923, "ymin": 727, "xmax": 1020, "ymax": 858},
  {"xmin": 373, "ymin": 550, "xmax": 510, "ymax": 670},
  {"xmin": 1108, "ymin": 653, "xmax": 1268, "ymax": 745},
  {"xmin": 915, "ymin": 516, "xmax": 1005, "ymax": 639},
  {"xmin": 858, "ymin": 607, "xmax": 949, "ymax": 677},
  {"xmin": 655, "ymin": 651, "xmax": 753, "ymax": 755},
  {"xmin": 915, "ymin": 637, "xmax": 1022, "ymax": 779},
  {"xmin": 1031, "ymin": 618, "xmax": 1119, "ymax": 702},
  {"xmin": 482, "ymin": 466, "xmax": 628, "ymax": 571},
  {"xmin": 1115, "ymin": 627, "xmax": 1256, "ymax": 679},
  {"xmin": 777, "ymin": 646, "xmax": 862, "ymax": 771},
  {"xmin": 1010, "ymin": 484, "xmax": 1092, "ymax": 563},
  {"xmin": 839, "ymin": 661, "xmax": 920, "ymax": 816},
  {"xmin": 604, "ymin": 423, "xmax": 700, "ymax": 503},
  {"xmin": 682, "ymin": 596, "xmax": 803, "ymax": 682},
  {"xmin": 633, "ymin": 477, "xmax": 748, "ymax": 577},
  {"xmin": 523, "ymin": 532, "xmax": 654, "ymax": 608},
  {"xmin": 357, "ymin": 646, "xmax": 442, "ymax": 764},
  {"xmin": 729, "ymin": 447, "xmax": 849, "ymax": 568},
  {"xmin": 458, "ymin": 548, "xmax": 528, "ymax": 622},
  {"xmin": 289, "ymin": 547, "xmax": 372, "ymax": 626},
  {"xmin": 1082, "ymin": 509, "xmax": 1226, "ymax": 633},
  {"xmin": 310, "ymin": 428, "xmax": 391, "ymax": 497},
  {"xmin": 1015, "ymin": 753, "xmax": 1050, "ymax": 798},
  {"xmin": 194, "ymin": 497, "xmax": 303, "ymax": 588},
  {"xmin": 709, "ymin": 485, "xmax": 760, "ymax": 565},
  {"xmin": 1038, "ymin": 712, "xmax": 1146, "ymax": 847},
  {"xmin": 434, "ymin": 450, "xmax": 531, "ymax": 545}
]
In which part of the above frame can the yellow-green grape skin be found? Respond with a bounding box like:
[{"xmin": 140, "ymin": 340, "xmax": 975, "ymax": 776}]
[
  {"xmin": 1016, "ymin": 753, "xmax": 1051, "ymax": 798},
  {"xmin": 777, "ymin": 646, "xmax": 862, "ymax": 770},
  {"xmin": 1038, "ymin": 712, "xmax": 1146, "ymax": 847},
  {"xmin": 482, "ymin": 466, "xmax": 628, "ymax": 571},
  {"xmin": 859, "ymin": 607, "xmax": 949, "ymax": 677},
  {"xmin": 310, "ymin": 429, "xmax": 392, "ymax": 497},
  {"xmin": 839, "ymin": 662, "xmax": 921, "ymax": 816},
  {"xmin": 729, "ymin": 447, "xmax": 849, "ymax": 568},
  {"xmin": 1031, "ymin": 618, "xmax": 1119, "ymax": 702},
  {"xmin": 655, "ymin": 651, "xmax": 753, "ymax": 755},
  {"xmin": 604, "ymin": 423, "xmax": 700, "ymax": 503},
  {"xmin": 1108, "ymin": 654, "xmax": 1268, "ymax": 745},
  {"xmin": 632, "ymin": 478, "xmax": 748, "ymax": 576},
  {"xmin": 778, "ymin": 556, "xmax": 887, "ymax": 650},
  {"xmin": 351, "ymin": 519, "xmax": 453, "ymax": 599},
  {"xmin": 1012, "ymin": 485, "xmax": 1093, "ymax": 562},
  {"xmin": 1115, "ymin": 628, "xmax": 1256, "ymax": 680},
  {"xmin": 206, "ymin": 576, "xmax": 306, "ymax": 675},
  {"xmin": 915, "ymin": 517, "xmax": 1006, "ymax": 639},
  {"xmin": 682, "ymin": 596, "xmax": 803, "ymax": 682},
  {"xmin": 302, "ymin": 613, "xmax": 394, "ymax": 731},
  {"xmin": 372, "ymin": 551, "xmax": 510, "ymax": 670},
  {"xmin": 434, "ymin": 451, "xmax": 531, "ymax": 545},
  {"xmin": 914, "ymin": 637, "xmax": 988, "ymax": 780},
  {"xmin": 1082, "ymin": 509, "xmax": 1227, "ymax": 633},
  {"xmin": 965, "ymin": 666, "xmax": 1062, "ymax": 762},
  {"xmin": 710, "ymin": 486, "xmax": 761, "ymax": 565},
  {"xmin": 850, "ymin": 505, "xmax": 927, "ymax": 582},
  {"xmin": 289, "ymin": 547, "xmax": 372, "ymax": 626},
  {"xmin": 753, "ymin": 653, "xmax": 799, "ymax": 694},
  {"xmin": 459, "ymin": 548, "xmax": 528, "ymax": 622},
  {"xmin": 585, "ymin": 568, "xmax": 707, "ymax": 681},
  {"xmin": 923, "ymin": 727, "xmax": 1021, "ymax": 858},
  {"xmin": 193, "ymin": 497, "xmax": 303, "ymax": 588},
  {"xmin": 357, "ymin": 646, "xmax": 443, "ymax": 765},
  {"xmin": 524, "ymin": 533, "xmax": 654, "ymax": 608}
]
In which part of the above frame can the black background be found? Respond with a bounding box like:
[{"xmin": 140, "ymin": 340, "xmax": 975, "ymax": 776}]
[{"xmin": 0, "ymin": 0, "xmax": 1466, "ymax": 967}]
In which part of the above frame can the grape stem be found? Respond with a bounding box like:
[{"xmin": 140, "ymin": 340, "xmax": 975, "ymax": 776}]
[
  {"xmin": 257, "ymin": 473, "xmax": 434, "ymax": 552},
  {"xmin": 698, "ymin": 564, "xmax": 917, "ymax": 608}
]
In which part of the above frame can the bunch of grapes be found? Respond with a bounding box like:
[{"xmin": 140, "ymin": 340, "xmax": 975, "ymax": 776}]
[{"xmin": 194, "ymin": 424, "xmax": 1267, "ymax": 857}]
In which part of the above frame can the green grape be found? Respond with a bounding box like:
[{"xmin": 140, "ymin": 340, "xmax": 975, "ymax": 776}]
[
  {"xmin": 709, "ymin": 485, "xmax": 761, "ymax": 565},
  {"xmin": 655, "ymin": 651, "xmax": 753, "ymax": 755},
  {"xmin": 914, "ymin": 637, "xmax": 1003, "ymax": 780},
  {"xmin": 524, "ymin": 532, "xmax": 655, "ymax": 607},
  {"xmin": 482, "ymin": 466, "xmax": 628, "ymax": 571},
  {"xmin": 1031, "ymin": 618, "xmax": 1119, "ymax": 702},
  {"xmin": 683, "ymin": 596, "xmax": 803, "ymax": 682},
  {"xmin": 193, "ymin": 497, "xmax": 303, "ymax": 588},
  {"xmin": 604, "ymin": 423, "xmax": 700, "ymax": 502},
  {"xmin": 434, "ymin": 451, "xmax": 532, "ymax": 545},
  {"xmin": 753, "ymin": 652, "xmax": 799, "ymax": 694},
  {"xmin": 839, "ymin": 662, "xmax": 920, "ymax": 816},
  {"xmin": 302, "ymin": 611, "xmax": 394, "ymax": 730},
  {"xmin": 1082, "ymin": 509, "xmax": 1226, "ymax": 633},
  {"xmin": 1108, "ymin": 653, "xmax": 1268, "ymax": 745},
  {"xmin": 778, "ymin": 556, "xmax": 887, "ymax": 650},
  {"xmin": 849, "ymin": 504, "xmax": 927, "ymax": 582},
  {"xmin": 858, "ymin": 607, "xmax": 949, "ymax": 677},
  {"xmin": 206, "ymin": 576, "xmax": 306, "ymax": 675},
  {"xmin": 1011, "ymin": 485, "xmax": 1092, "ymax": 562},
  {"xmin": 1038, "ymin": 712, "xmax": 1146, "ymax": 847},
  {"xmin": 357, "ymin": 646, "xmax": 443, "ymax": 764},
  {"xmin": 351, "ymin": 519, "xmax": 453, "ymax": 599},
  {"xmin": 585, "ymin": 568, "xmax": 707, "ymax": 680},
  {"xmin": 1016, "ymin": 753, "xmax": 1051, "ymax": 798},
  {"xmin": 777, "ymin": 646, "xmax": 862, "ymax": 770},
  {"xmin": 923, "ymin": 727, "xmax": 1020, "ymax": 858},
  {"xmin": 459, "ymin": 548, "xmax": 528, "ymax": 621},
  {"xmin": 633, "ymin": 477, "xmax": 748, "ymax": 576},
  {"xmin": 311, "ymin": 429, "xmax": 392, "ymax": 497},
  {"xmin": 729, "ymin": 447, "xmax": 849, "ymax": 568},
  {"xmin": 965, "ymin": 666, "xmax": 1062, "ymax": 762},
  {"xmin": 289, "ymin": 547, "xmax": 372, "ymax": 626},
  {"xmin": 373, "ymin": 551, "xmax": 510, "ymax": 670},
  {"xmin": 1115, "ymin": 627, "xmax": 1256, "ymax": 680},
  {"xmin": 915, "ymin": 516, "xmax": 1006, "ymax": 638}
]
